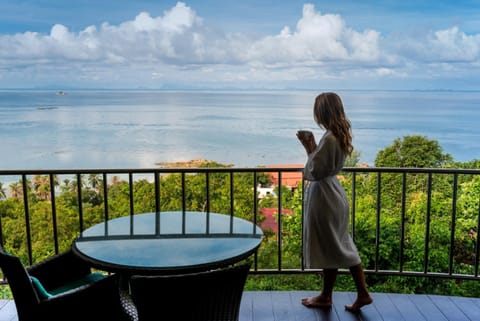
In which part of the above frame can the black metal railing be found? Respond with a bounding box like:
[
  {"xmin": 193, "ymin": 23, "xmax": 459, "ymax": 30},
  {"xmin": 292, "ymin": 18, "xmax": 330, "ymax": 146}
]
[{"xmin": 1, "ymin": 166, "xmax": 479, "ymax": 281}]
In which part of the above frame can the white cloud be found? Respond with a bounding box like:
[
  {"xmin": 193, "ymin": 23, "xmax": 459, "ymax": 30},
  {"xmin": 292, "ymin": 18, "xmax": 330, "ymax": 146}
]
[
  {"xmin": 375, "ymin": 68, "xmax": 397, "ymax": 77},
  {"xmin": 0, "ymin": 2, "xmax": 479, "ymax": 89},
  {"xmin": 390, "ymin": 26, "xmax": 480, "ymax": 63},
  {"xmin": 246, "ymin": 4, "xmax": 381, "ymax": 65},
  {"xmin": 428, "ymin": 27, "xmax": 480, "ymax": 62},
  {"xmin": 0, "ymin": 2, "xmax": 375, "ymax": 64}
]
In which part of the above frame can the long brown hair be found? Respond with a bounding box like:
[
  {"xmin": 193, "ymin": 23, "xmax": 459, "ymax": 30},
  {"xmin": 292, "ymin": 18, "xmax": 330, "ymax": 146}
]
[{"xmin": 313, "ymin": 92, "xmax": 353, "ymax": 155}]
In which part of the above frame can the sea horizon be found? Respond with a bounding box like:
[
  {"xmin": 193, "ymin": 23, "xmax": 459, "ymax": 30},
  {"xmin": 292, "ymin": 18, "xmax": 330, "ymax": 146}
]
[{"xmin": 3, "ymin": 88, "xmax": 480, "ymax": 93}]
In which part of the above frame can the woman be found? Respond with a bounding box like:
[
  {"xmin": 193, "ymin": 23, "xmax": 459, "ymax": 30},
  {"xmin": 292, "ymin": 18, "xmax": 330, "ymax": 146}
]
[{"xmin": 297, "ymin": 92, "xmax": 372, "ymax": 312}]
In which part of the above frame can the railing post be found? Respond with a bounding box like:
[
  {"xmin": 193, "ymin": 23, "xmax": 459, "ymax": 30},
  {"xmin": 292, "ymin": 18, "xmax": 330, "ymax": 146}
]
[
  {"xmin": 181, "ymin": 172, "xmax": 186, "ymax": 233},
  {"xmin": 301, "ymin": 171, "xmax": 305, "ymax": 271},
  {"xmin": 449, "ymin": 173, "xmax": 458, "ymax": 275},
  {"xmin": 475, "ymin": 193, "xmax": 480, "ymax": 277},
  {"xmin": 229, "ymin": 171, "xmax": 234, "ymax": 233},
  {"xmin": 253, "ymin": 171, "xmax": 259, "ymax": 271},
  {"xmin": 49, "ymin": 174, "xmax": 59, "ymax": 254},
  {"xmin": 77, "ymin": 173, "xmax": 84, "ymax": 233},
  {"xmin": 253, "ymin": 172, "xmax": 258, "ymax": 230},
  {"xmin": 102, "ymin": 173, "xmax": 109, "ymax": 236},
  {"xmin": 205, "ymin": 172, "xmax": 210, "ymax": 214},
  {"xmin": 21, "ymin": 174, "xmax": 33, "ymax": 265},
  {"xmin": 375, "ymin": 172, "xmax": 382, "ymax": 272},
  {"xmin": 399, "ymin": 172, "xmax": 407, "ymax": 272},
  {"xmin": 154, "ymin": 171, "xmax": 161, "ymax": 214},
  {"xmin": 277, "ymin": 171, "xmax": 282, "ymax": 271},
  {"xmin": 424, "ymin": 173, "xmax": 433, "ymax": 274},
  {"xmin": 129, "ymin": 172, "xmax": 134, "ymax": 216},
  {"xmin": 351, "ymin": 171, "xmax": 356, "ymax": 241},
  {"xmin": 154, "ymin": 171, "xmax": 161, "ymax": 235},
  {"xmin": 206, "ymin": 172, "xmax": 210, "ymax": 234}
]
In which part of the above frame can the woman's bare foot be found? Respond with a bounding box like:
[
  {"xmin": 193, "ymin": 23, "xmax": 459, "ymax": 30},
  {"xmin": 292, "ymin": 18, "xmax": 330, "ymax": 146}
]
[
  {"xmin": 301, "ymin": 295, "xmax": 332, "ymax": 308},
  {"xmin": 344, "ymin": 295, "xmax": 373, "ymax": 312}
]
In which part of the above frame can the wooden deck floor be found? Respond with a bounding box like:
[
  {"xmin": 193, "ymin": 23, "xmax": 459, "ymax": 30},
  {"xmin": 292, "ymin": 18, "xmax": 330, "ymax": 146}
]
[{"xmin": 1, "ymin": 291, "xmax": 480, "ymax": 321}]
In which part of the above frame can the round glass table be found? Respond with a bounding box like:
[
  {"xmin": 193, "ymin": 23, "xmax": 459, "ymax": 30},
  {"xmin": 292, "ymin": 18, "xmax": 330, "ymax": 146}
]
[{"xmin": 72, "ymin": 211, "xmax": 263, "ymax": 275}]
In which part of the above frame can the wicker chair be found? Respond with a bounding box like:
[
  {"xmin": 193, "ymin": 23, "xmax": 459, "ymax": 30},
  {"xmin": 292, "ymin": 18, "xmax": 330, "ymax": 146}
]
[
  {"xmin": 0, "ymin": 247, "xmax": 137, "ymax": 321},
  {"xmin": 129, "ymin": 263, "xmax": 251, "ymax": 321}
]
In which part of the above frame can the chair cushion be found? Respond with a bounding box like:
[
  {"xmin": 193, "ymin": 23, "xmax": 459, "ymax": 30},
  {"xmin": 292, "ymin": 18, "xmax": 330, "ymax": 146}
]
[
  {"xmin": 31, "ymin": 272, "xmax": 106, "ymax": 299},
  {"xmin": 30, "ymin": 276, "xmax": 53, "ymax": 299}
]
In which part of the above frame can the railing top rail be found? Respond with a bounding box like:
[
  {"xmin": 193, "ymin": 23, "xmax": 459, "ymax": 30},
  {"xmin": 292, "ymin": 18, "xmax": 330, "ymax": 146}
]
[
  {"xmin": 1, "ymin": 166, "xmax": 480, "ymax": 176},
  {"xmin": 0, "ymin": 167, "xmax": 303, "ymax": 175},
  {"xmin": 342, "ymin": 166, "xmax": 480, "ymax": 174}
]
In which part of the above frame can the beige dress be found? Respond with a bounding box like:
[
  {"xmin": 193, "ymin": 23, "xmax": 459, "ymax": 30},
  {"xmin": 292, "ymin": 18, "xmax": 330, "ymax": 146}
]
[{"xmin": 303, "ymin": 130, "xmax": 361, "ymax": 269}]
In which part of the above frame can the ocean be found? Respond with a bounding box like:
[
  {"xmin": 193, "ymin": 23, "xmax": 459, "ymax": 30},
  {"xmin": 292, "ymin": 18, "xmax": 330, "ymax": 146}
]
[{"xmin": 0, "ymin": 90, "xmax": 479, "ymax": 170}]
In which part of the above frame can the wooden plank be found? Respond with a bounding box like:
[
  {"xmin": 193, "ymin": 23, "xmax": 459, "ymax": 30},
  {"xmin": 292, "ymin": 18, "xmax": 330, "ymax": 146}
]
[
  {"xmin": 289, "ymin": 291, "xmax": 322, "ymax": 321},
  {"xmin": 449, "ymin": 297, "xmax": 480, "ymax": 321},
  {"xmin": 410, "ymin": 294, "xmax": 449, "ymax": 321},
  {"xmin": 428, "ymin": 295, "xmax": 471, "ymax": 321},
  {"xmin": 240, "ymin": 292, "xmax": 254, "ymax": 321},
  {"xmin": 472, "ymin": 296, "xmax": 480, "ymax": 309},
  {"xmin": 250, "ymin": 291, "xmax": 276, "ymax": 321},
  {"xmin": 365, "ymin": 291, "xmax": 405, "ymax": 321},
  {"xmin": 287, "ymin": 291, "xmax": 332, "ymax": 321},
  {"xmin": 388, "ymin": 293, "xmax": 427, "ymax": 321},
  {"xmin": 270, "ymin": 291, "xmax": 296, "ymax": 321},
  {"xmin": 331, "ymin": 292, "xmax": 362, "ymax": 321},
  {"xmin": 313, "ymin": 308, "xmax": 338, "ymax": 321},
  {"xmin": 346, "ymin": 292, "xmax": 383, "ymax": 321}
]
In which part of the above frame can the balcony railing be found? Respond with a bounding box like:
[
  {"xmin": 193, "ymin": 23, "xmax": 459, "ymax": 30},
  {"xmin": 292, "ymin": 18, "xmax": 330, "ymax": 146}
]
[{"xmin": 0, "ymin": 166, "xmax": 479, "ymax": 282}]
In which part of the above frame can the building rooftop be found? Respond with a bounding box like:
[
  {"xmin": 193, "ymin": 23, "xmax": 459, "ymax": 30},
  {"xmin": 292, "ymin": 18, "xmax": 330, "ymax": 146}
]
[{"xmin": 267, "ymin": 164, "xmax": 303, "ymax": 188}]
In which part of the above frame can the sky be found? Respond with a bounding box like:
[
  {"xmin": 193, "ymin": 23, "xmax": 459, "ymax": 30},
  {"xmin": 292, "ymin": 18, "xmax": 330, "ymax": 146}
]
[{"xmin": 1, "ymin": 0, "xmax": 480, "ymax": 90}]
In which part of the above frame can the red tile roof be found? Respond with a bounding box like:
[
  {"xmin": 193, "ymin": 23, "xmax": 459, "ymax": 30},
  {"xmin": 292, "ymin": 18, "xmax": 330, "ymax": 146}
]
[
  {"xmin": 260, "ymin": 208, "xmax": 293, "ymax": 233},
  {"xmin": 267, "ymin": 164, "xmax": 303, "ymax": 188}
]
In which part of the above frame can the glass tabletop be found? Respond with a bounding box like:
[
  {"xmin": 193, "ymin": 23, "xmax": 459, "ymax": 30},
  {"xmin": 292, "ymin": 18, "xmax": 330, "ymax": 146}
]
[{"xmin": 72, "ymin": 211, "xmax": 263, "ymax": 274}]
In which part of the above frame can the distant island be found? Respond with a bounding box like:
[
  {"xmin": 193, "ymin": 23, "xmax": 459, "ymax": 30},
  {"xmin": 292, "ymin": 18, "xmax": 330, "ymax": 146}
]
[
  {"xmin": 156, "ymin": 158, "xmax": 233, "ymax": 168},
  {"xmin": 36, "ymin": 106, "xmax": 58, "ymax": 110}
]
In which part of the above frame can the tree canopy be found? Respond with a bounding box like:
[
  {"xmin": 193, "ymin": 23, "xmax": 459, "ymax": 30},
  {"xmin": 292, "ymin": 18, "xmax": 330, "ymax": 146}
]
[{"xmin": 375, "ymin": 135, "xmax": 453, "ymax": 167}]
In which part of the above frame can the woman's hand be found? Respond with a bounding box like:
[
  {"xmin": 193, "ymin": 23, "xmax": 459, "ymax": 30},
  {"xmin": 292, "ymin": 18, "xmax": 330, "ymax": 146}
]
[{"xmin": 297, "ymin": 130, "xmax": 316, "ymax": 154}]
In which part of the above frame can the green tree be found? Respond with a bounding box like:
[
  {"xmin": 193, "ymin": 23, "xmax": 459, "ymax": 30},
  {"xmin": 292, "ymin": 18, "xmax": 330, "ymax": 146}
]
[
  {"xmin": 375, "ymin": 135, "xmax": 453, "ymax": 168},
  {"xmin": 345, "ymin": 149, "xmax": 361, "ymax": 167},
  {"xmin": 9, "ymin": 181, "xmax": 24, "ymax": 200},
  {"xmin": 87, "ymin": 174, "xmax": 103, "ymax": 194},
  {"xmin": 0, "ymin": 182, "xmax": 6, "ymax": 200},
  {"xmin": 31, "ymin": 175, "xmax": 60, "ymax": 201}
]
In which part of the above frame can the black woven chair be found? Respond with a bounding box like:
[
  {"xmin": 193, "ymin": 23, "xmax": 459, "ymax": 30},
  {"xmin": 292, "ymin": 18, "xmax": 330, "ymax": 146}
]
[
  {"xmin": 129, "ymin": 262, "xmax": 251, "ymax": 321},
  {"xmin": 0, "ymin": 247, "xmax": 137, "ymax": 321}
]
